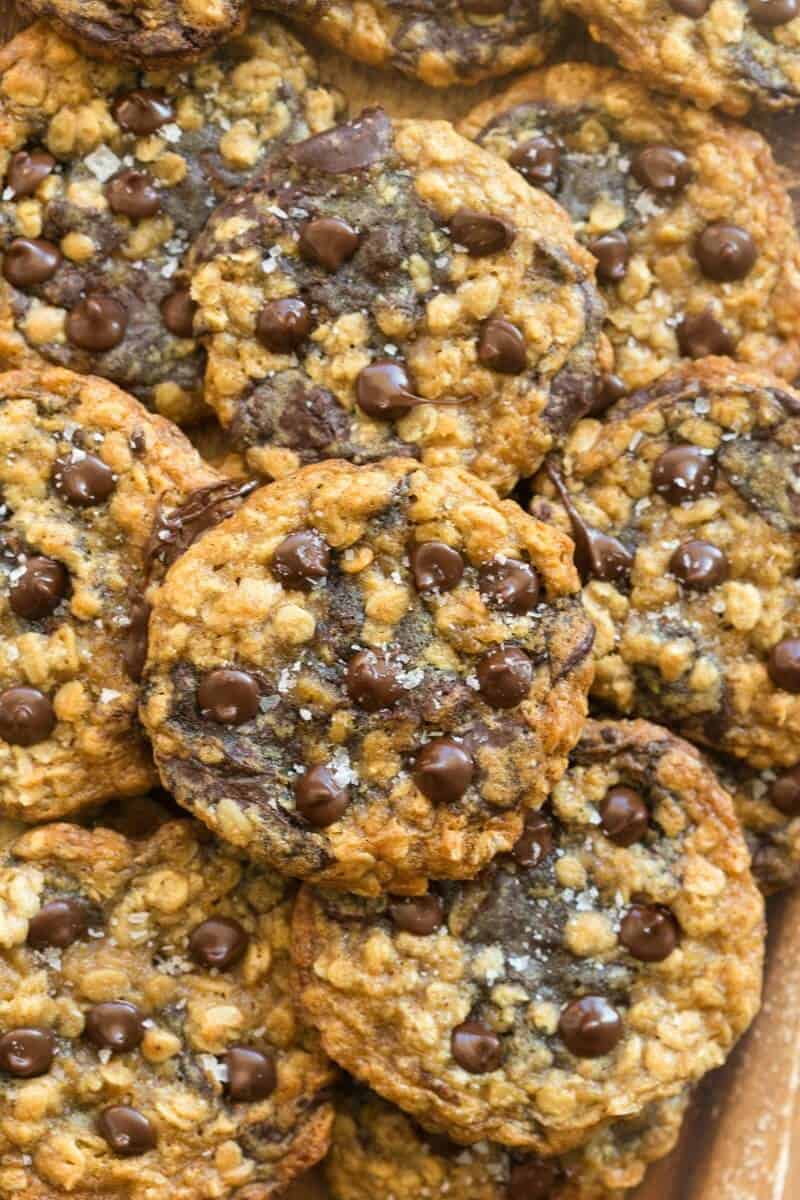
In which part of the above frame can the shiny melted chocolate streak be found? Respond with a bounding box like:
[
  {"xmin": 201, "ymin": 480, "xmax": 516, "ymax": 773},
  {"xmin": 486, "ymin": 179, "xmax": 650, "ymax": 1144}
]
[{"xmin": 146, "ymin": 478, "xmax": 258, "ymax": 575}]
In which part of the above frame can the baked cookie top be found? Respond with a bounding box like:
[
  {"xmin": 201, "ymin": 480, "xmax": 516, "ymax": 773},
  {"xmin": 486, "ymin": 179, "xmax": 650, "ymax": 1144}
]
[
  {"xmin": 0, "ymin": 20, "xmax": 340, "ymax": 424},
  {"xmin": 141, "ymin": 457, "xmax": 594, "ymax": 895},
  {"xmin": 0, "ymin": 815, "xmax": 336, "ymax": 1199},
  {"xmin": 188, "ymin": 107, "xmax": 607, "ymax": 494},
  {"xmin": 460, "ymin": 64, "xmax": 800, "ymax": 392},
  {"xmin": 714, "ymin": 756, "xmax": 800, "ymax": 893},
  {"xmin": 293, "ymin": 718, "xmax": 764, "ymax": 1153}
]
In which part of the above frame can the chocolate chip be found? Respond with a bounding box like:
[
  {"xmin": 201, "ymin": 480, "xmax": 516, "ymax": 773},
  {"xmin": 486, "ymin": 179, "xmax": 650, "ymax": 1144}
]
[
  {"xmin": 478, "ymin": 558, "xmax": 539, "ymax": 614},
  {"xmin": 652, "ymin": 445, "xmax": 716, "ymax": 504},
  {"xmin": 53, "ymin": 453, "xmax": 115, "ymax": 507},
  {"xmin": 113, "ymin": 89, "xmax": 173, "ymax": 135},
  {"xmin": 590, "ymin": 374, "xmax": 627, "ymax": 417},
  {"xmin": 507, "ymin": 1159, "xmax": 563, "ymax": 1200},
  {"xmin": 6, "ymin": 149, "xmax": 55, "ymax": 197},
  {"xmin": 676, "ymin": 308, "xmax": 734, "ymax": 359},
  {"xmin": 161, "ymin": 288, "xmax": 196, "ymax": 338},
  {"xmin": 414, "ymin": 737, "xmax": 475, "ymax": 803},
  {"xmin": 388, "ymin": 893, "xmax": 444, "ymax": 935},
  {"xmin": 188, "ymin": 917, "xmax": 249, "ymax": 970},
  {"xmin": 512, "ymin": 811, "xmax": 554, "ymax": 868},
  {"xmin": 356, "ymin": 359, "xmax": 425, "ymax": 420},
  {"xmin": 85, "ymin": 1002, "xmax": 145, "ymax": 1053},
  {"xmin": 0, "ymin": 1027, "xmax": 55, "ymax": 1077},
  {"xmin": 670, "ymin": 539, "xmax": 728, "ymax": 590},
  {"xmin": 197, "ymin": 668, "xmax": 260, "ymax": 724},
  {"xmin": 123, "ymin": 598, "xmax": 151, "ymax": 682},
  {"xmin": 271, "ymin": 530, "xmax": 330, "ymax": 590},
  {"xmin": 66, "ymin": 295, "xmax": 128, "ymax": 352},
  {"xmin": 588, "ymin": 230, "xmax": 629, "ymax": 283},
  {"xmin": 9, "ymin": 556, "xmax": 69, "ymax": 619},
  {"xmin": 770, "ymin": 766, "xmax": 800, "ymax": 815},
  {"xmin": 410, "ymin": 542, "xmax": 464, "ymax": 593},
  {"xmin": 256, "ymin": 298, "xmax": 311, "ymax": 354},
  {"xmin": 695, "ymin": 222, "xmax": 757, "ymax": 282},
  {"xmin": 451, "ymin": 1019, "xmax": 503, "ymax": 1073},
  {"xmin": 97, "ymin": 1106, "xmax": 157, "ymax": 1156},
  {"xmin": 106, "ymin": 170, "xmax": 161, "ymax": 219},
  {"xmin": 619, "ymin": 904, "xmax": 679, "ymax": 962},
  {"xmin": 477, "ymin": 646, "xmax": 532, "ymax": 709},
  {"xmin": 509, "ymin": 135, "xmax": 560, "ymax": 189},
  {"xmin": 749, "ymin": 0, "xmax": 797, "ymax": 24},
  {"xmin": 2, "ymin": 238, "xmax": 61, "ymax": 288},
  {"xmin": 0, "ymin": 686, "xmax": 55, "ymax": 746},
  {"xmin": 28, "ymin": 898, "xmax": 90, "ymax": 948},
  {"xmin": 294, "ymin": 765, "xmax": 349, "ymax": 827},
  {"xmin": 599, "ymin": 785, "xmax": 649, "ymax": 846},
  {"xmin": 226, "ymin": 1046, "xmax": 277, "ymax": 1102},
  {"xmin": 346, "ymin": 649, "xmax": 403, "ymax": 711},
  {"xmin": 631, "ymin": 145, "xmax": 692, "ymax": 193},
  {"xmin": 669, "ymin": 0, "xmax": 711, "ymax": 11},
  {"xmin": 477, "ymin": 319, "xmax": 527, "ymax": 374},
  {"xmin": 545, "ymin": 458, "xmax": 634, "ymax": 586},
  {"xmin": 450, "ymin": 209, "xmax": 515, "ymax": 256},
  {"xmin": 299, "ymin": 216, "xmax": 360, "ymax": 271},
  {"xmin": 291, "ymin": 108, "xmax": 392, "ymax": 173},
  {"xmin": 559, "ymin": 996, "xmax": 623, "ymax": 1057},
  {"xmin": 767, "ymin": 638, "xmax": 800, "ymax": 692}
]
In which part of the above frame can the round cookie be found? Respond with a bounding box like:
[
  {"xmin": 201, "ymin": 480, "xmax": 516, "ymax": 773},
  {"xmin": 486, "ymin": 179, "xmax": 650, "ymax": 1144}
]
[
  {"xmin": 713, "ymin": 756, "xmax": 800, "ymax": 893},
  {"xmin": 0, "ymin": 20, "xmax": 341, "ymax": 424},
  {"xmin": 326, "ymin": 1086, "xmax": 690, "ymax": 1200},
  {"xmin": 459, "ymin": 64, "xmax": 800, "ymax": 392},
  {"xmin": 0, "ymin": 364, "xmax": 228, "ymax": 823},
  {"xmin": 188, "ymin": 107, "xmax": 608, "ymax": 494},
  {"xmin": 559, "ymin": 0, "xmax": 800, "ymax": 115},
  {"xmin": 532, "ymin": 358, "xmax": 800, "ymax": 768},
  {"xmin": 141, "ymin": 457, "xmax": 594, "ymax": 895},
  {"xmin": 0, "ymin": 814, "xmax": 336, "ymax": 1199},
  {"xmin": 292, "ymin": 718, "xmax": 764, "ymax": 1153}
]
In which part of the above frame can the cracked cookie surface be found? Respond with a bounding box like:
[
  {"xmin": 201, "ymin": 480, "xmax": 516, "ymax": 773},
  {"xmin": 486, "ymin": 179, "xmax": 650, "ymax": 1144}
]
[
  {"xmin": 292, "ymin": 718, "xmax": 763, "ymax": 1153},
  {"xmin": 188, "ymin": 107, "xmax": 607, "ymax": 495},
  {"xmin": 0, "ymin": 815, "xmax": 335, "ymax": 1200},
  {"xmin": 141, "ymin": 457, "xmax": 594, "ymax": 895}
]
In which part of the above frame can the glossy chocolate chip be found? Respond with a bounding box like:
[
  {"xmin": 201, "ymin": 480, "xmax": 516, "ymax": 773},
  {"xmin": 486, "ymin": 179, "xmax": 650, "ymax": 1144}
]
[
  {"xmin": 600, "ymin": 785, "xmax": 650, "ymax": 846},
  {"xmin": 478, "ymin": 558, "xmax": 540, "ymax": 614},
  {"xmin": 189, "ymin": 917, "xmax": 249, "ymax": 970},
  {"xmin": 770, "ymin": 766, "xmax": 800, "ymax": 815},
  {"xmin": 299, "ymin": 216, "xmax": 360, "ymax": 271},
  {"xmin": 256, "ymin": 298, "xmax": 311, "ymax": 353},
  {"xmin": 0, "ymin": 1027, "xmax": 55, "ymax": 1077},
  {"xmin": 652, "ymin": 445, "xmax": 716, "ymax": 505},
  {"xmin": 28, "ymin": 898, "xmax": 90, "ymax": 948},
  {"xmin": 85, "ymin": 1002, "xmax": 145, "ymax": 1053},
  {"xmin": 410, "ymin": 541, "xmax": 464, "ymax": 593},
  {"xmin": 355, "ymin": 359, "xmax": 425, "ymax": 420},
  {"xmin": 346, "ymin": 649, "xmax": 403, "ymax": 711},
  {"xmin": 507, "ymin": 1159, "xmax": 563, "ymax": 1200},
  {"xmin": 294, "ymin": 765, "xmax": 349, "ymax": 827},
  {"xmin": 559, "ymin": 996, "xmax": 623, "ymax": 1058},
  {"xmin": 0, "ymin": 686, "xmax": 55, "ymax": 746},
  {"xmin": 226, "ymin": 1046, "xmax": 277, "ymax": 1102},
  {"xmin": 767, "ymin": 638, "xmax": 800, "ymax": 692},
  {"xmin": 9, "ymin": 556, "xmax": 69, "ymax": 619},
  {"xmin": 6, "ymin": 149, "xmax": 56, "ymax": 197},
  {"xmin": 451, "ymin": 1019, "xmax": 503, "ymax": 1073},
  {"xmin": 749, "ymin": 0, "xmax": 798, "ymax": 24},
  {"xmin": 113, "ymin": 89, "xmax": 173, "ymax": 135},
  {"xmin": 631, "ymin": 145, "xmax": 692, "ymax": 193},
  {"xmin": 676, "ymin": 308, "xmax": 734, "ymax": 359},
  {"xmin": 53, "ymin": 453, "xmax": 115, "ymax": 507},
  {"xmin": 512, "ymin": 811, "xmax": 554, "ymax": 868},
  {"xmin": 161, "ymin": 288, "xmax": 196, "ymax": 338},
  {"xmin": 291, "ymin": 108, "xmax": 392, "ymax": 173},
  {"xmin": 106, "ymin": 170, "xmax": 161, "ymax": 219},
  {"xmin": 477, "ymin": 319, "xmax": 527, "ymax": 374},
  {"xmin": 669, "ymin": 0, "xmax": 711, "ymax": 11},
  {"xmin": 573, "ymin": 522, "xmax": 633, "ymax": 585},
  {"xmin": 66, "ymin": 295, "xmax": 127, "ymax": 351},
  {"xmin": 588, "ymin": 230, "xmax": 629, "ymax": 283},
  {"xmin": 388, "ymin": 893, "xmax": 444, "ymax": 935},
  {"xmin": 509, "ymin": 135, "xmax": 560, "ymax": 188},
  {"xmin": 2, "ymin": 238, "xmax": 61, "ymax": 288},
  {"xmin": 123, "ymin": 598, "xmax": 151, "ymax": 682},
  {"xmin": 450, "ymin": 209, "xmax": 515, "ymax": 256},
  {"xmin": 695, "ymin": 222, "xmax": 756, "ymax": 282},
  {"xmin": 197, "ymin": 668, "xmax": 260, "ymax": 724},
  {"xmin": 271, "ymin": 530, "xmax": 330, "ymax": 590},
  {"xmin": 619, "ymin": 904, "xmax": 679, "ymax": 962},
  {"xmin": 97, "ymin": 1106, "xmax": 157, "ymax": 1156},
  {"xmin": 590, "ymin": 373, "xmax": 627, "ymax": 416},
  {"xmin": 414, "ymin": 737, "xmax": 475, "ymax": 803},
  {"xmin": 670, "ymin": 539, "xmax": 728, "ymax": 590},
  {"xmin": 477, "ymin": 646, "xmax": 532, "ymax": 709}
]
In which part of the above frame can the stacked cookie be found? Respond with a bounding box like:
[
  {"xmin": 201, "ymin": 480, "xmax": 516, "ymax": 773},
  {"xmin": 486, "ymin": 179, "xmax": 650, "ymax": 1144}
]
[{"xmin": 0, "ymin": 4, "xmax": 797, "ymax": 1198}]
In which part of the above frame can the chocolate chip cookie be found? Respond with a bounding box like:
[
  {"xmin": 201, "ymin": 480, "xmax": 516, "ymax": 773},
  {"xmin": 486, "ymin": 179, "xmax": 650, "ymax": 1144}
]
[
  {"xmin": 0, "ymin": 364, "xmax": 226, "ymax": 823},
  {"xmin": 0, "ymin": 814, "xmax": 336, "ymax": 1199},
  {"xmin": 292, "ymin": 718, "xmax": 764, "ymax": 1153},
  {"xmin": 713, "ymin": 756, "xmax": 800, "ymax": 893},
  {"xmin": 460, "ymin": 64, "xmax": 800, "ymax": 392},
  {"xmin": 188, "ymin": 107, "xmax": 608, "ymax": 494},
  {"xmin": 141, "ymin": 457, "xmax": 594, "ymax": 895},
  {"xmin": 0, "ymin": 20, "xmax": 341, "ymax": 424},
  {"xmin": 532, "ymin": 358, "xmax": 800, "ymax": 768}
]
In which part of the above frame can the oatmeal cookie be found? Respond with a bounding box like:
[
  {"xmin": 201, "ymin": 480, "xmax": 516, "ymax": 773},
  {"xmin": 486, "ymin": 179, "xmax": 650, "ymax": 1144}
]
[
  {"xmin": 460, "ymin": 64, "xmax": 800, "ymax": 391},
  {"xmin": 292, "ymin": 718, "xmax": 764, "ymax": 1153},
  {"xmin": 141, "ymin": 457, "xmax": 594, "ymax": 895},
  {"xmin": 0, "ymin": 20, "xmax": 340, "ymax": 424},
  {"xmin": 0, "ymin": 815, "xmax": 336, "ymax": 1200},
  {"xmin": 713, "ymin": 756, "xmax": 800, "ymax": 893},
  {"xmin": 188, "ymin": 107, "xmax": 608, "ymax": 494},
  {"xmin": 531, "ymin": 358, "xmax": 800, "ymax": 767}
]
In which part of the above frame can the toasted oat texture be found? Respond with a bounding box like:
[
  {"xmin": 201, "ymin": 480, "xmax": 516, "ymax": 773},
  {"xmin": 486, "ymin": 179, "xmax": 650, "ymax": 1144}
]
[
  {"xmin": 460, "ymin": 64, "xmax": 800, "ymax": 392},
  {"xmin": 531, "ymin": 359, "xmax": 800, "ymax": 768},
  {"xmin": 0, "ymin": 365, "xmax": 226, "ymax": 823},
  {"xmin": 712, "ymin": 756, "xmax": 800, "ymax": 894},
  {"xmin": 560, "ymin": 0, "xmax": 800, "ymax": 115},
  {"xmin": 293, "ymin": 718, "xmax": 764, "ymax": 1153},
  {"xmin": 326, "ymin": 1086, "xmax": 690, "ymax": 1200},
  {"xmin": 188, "ymin": 107, "xmax": 608, "ymax": 495},
  {"xmin": 0, "ymin": 816, "xmax": 335, "ymax": 1199},
  {"xmin": 0, "ymin": 20, "xmax": 340, "ymax": 424},
  {"xmin": 141, "ymin": 458, "xmax": 593, "ymax": 895}
]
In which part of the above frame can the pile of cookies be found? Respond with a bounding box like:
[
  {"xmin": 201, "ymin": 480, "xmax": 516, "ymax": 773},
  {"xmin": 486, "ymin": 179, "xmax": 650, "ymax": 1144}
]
[{"xmin": 0, "ymin": 1, "xmax": 798, "ymax": 1196}]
